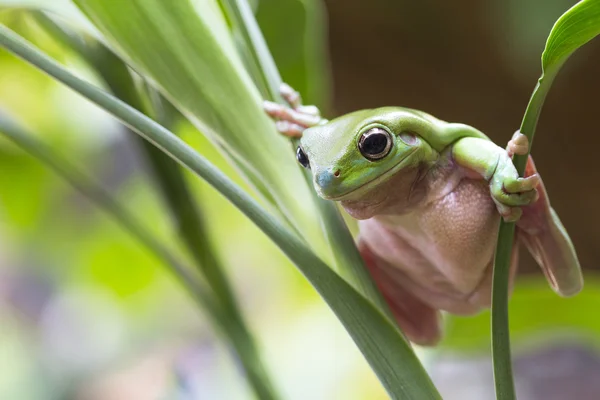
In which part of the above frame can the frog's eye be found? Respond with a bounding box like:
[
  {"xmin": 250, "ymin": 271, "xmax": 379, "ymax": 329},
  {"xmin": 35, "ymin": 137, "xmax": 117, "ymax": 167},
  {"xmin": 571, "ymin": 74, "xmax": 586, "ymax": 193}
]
[
  {"xmin": 296, "ymin": 146, "xmax": 310, "ymax": 168},
  {"xmin": 358, "ymin": 127, "xmax": 393, "ymax": 161}
]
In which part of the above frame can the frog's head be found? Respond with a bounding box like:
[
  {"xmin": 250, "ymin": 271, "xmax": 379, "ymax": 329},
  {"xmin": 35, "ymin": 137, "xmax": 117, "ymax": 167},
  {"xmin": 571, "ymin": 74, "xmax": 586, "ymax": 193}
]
[{"xmin": 297, "ymin": 107, "xmax": 438, "ymax": 213}]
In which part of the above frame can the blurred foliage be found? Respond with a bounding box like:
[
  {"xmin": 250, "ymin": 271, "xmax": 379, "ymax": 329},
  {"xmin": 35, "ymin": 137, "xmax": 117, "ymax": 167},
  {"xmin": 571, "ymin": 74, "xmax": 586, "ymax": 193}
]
[
  {"xmin": 1, "ymin": 0, "xmax": 599, "ymax": 399},
  {"xmin": 0, "ymin": 2, "xmax": 393, "ymax": 399},
  {"xmin": 443, "ymin": 278, "xmax": 600, "ymax": 352},
  {"xmin": 255, "ymin": 0, "xmax": 331, "ymax": 109}
]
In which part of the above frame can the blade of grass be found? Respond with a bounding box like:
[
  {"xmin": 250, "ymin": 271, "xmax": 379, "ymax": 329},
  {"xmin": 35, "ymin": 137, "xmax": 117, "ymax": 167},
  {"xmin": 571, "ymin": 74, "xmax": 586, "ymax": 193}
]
[
  {"xmin": 491, "ymin": 1, "xmax": 600, "ymax": 399},
  {"xmin": 220, "ymin": 0, "xmax": 394, "ymax": 321},
  {"xmin": 31, "ymin": 12, "xmax": 279, "ymax": 399},
  {"xmin": 0, "ymin": 25, "xmax": 442, "ymax": 399}
]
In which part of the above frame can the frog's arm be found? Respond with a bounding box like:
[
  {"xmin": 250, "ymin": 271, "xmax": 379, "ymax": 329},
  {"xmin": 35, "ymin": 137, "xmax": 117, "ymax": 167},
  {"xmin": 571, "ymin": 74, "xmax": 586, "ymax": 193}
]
[
  {"xmin": 453, "ymin": 133, "xmax": 583, "ymax": 297},
  {"xmin": 452, "ymin": 136, "xmax": 540, "ymax": 221},
  {"xmin": 422, "ymin": 121, "xmax": 491, "ymax": 152}
]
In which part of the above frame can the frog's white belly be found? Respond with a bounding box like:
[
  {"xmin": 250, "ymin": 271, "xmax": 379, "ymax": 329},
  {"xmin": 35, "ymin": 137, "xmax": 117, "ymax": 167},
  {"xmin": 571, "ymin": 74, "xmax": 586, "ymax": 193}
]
[{"xmin": 358, "ymin": 178, "xmax": 504, "ymax": 314}]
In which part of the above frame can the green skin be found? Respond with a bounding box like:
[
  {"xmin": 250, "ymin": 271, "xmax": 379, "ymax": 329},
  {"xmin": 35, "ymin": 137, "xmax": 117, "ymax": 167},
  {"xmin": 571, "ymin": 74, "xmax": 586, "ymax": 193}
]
[
  {"xmin": 264, "ymin": 86, "xmax": 583, "ymax": 345},
  {"xmin": 299, "ymin": 107, "xmax": 534, "ymax": 212}
]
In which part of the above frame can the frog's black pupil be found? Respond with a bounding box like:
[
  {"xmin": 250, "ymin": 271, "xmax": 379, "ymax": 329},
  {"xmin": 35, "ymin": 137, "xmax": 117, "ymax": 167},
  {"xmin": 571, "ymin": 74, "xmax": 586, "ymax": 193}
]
[
  {"xmin": 362, "ymin": 133, "xmax": 388, "ymax": 155},
  {"xmin": 296, "ymin": 146, "xmax": 309, "ymax": 168}
]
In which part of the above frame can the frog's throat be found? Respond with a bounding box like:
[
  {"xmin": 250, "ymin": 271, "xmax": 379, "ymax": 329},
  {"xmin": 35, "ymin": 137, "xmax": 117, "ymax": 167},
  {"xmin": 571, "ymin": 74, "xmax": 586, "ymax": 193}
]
[{"xmin": 321, "ymin": 148, "xmax": 418, "ymax": 201}]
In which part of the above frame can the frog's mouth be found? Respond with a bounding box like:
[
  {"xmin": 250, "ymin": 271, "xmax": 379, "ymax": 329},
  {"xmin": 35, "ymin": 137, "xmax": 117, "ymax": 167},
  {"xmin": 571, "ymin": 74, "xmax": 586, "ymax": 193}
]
[{"xmin": 319, "ymin": 148, "xmax": 418, "ymax": 201}]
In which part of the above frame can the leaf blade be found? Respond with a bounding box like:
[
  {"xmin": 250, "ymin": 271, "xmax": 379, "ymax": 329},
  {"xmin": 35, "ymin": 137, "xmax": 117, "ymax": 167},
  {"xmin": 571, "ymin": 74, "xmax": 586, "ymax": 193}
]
[
  {"xmin": 218, "ymin": 0, "xmax": 394, "ymax": 319},
  {"xmin": 71, "ymin": 0, "xmax": 328, "ymax": 252},
  {"xmin": 0, "ymin": 25, "xmax": 442, "ymax": 399},
  {"xmin": 542, "ymin": 0, "xmax": 600, "ymax": 72}
]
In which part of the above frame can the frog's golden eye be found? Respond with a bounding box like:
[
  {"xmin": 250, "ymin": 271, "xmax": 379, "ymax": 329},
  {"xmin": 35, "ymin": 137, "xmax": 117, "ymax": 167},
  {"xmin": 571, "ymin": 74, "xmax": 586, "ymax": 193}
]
[
  {"xmin": 296, "ymin": 146, "xmax": 310, "ymax": 168},
  {"xmin": 358, "ymin": 127, "xmax": 393, "ymax": 161}
]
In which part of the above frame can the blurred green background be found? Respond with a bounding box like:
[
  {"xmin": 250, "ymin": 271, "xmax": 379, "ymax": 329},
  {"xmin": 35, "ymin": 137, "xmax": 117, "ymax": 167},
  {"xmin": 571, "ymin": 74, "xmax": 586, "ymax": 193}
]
[{"xmin": 1, "ymin": 0, "xmax": 600, "ymax": 399}]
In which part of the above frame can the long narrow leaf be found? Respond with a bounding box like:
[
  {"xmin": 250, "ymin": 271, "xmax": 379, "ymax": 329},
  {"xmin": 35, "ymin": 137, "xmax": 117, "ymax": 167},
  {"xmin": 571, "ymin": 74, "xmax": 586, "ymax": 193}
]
[
  {"xmin": 0, "ymin": 25, "xmax": 442, "ymax": 399},
  {"xmin": 220, "ymin": 0, "xmax": 393, "ymax": 318},
  {"xmin": 72, "ymin": 0, "xmax": 330, "ymax": 258},
  {"xmin": 491, "ymin": 1, "xmax": 600, "ymax": 399},
  {"xmin": 0, "ymin": 109, "xmax": 225, "ymax": 338},
  {"xmin": 31, "ymin": 13, "xmax": 279, "ymax": 399},
  {"xmin": 0, "ymin": 108, "xmax": 281, "ymax": 399}
]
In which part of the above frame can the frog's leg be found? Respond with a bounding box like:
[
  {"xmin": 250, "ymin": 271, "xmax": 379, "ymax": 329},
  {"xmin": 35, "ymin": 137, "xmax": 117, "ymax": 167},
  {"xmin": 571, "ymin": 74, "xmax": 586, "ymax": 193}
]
[
  {"xmin": 452, "ymin": 136, "xmax": 540, "ymax": 222},
  {"xmin": 507, "ymin": 132, "xmax": 583, "ymax": 297},
  {"xmin": 263, "ymin": 83, "xmax": 326, "ymax": 138},
  {"xmin": 358, "ymin": 239, "xmax": 443, "ymax": 346}
]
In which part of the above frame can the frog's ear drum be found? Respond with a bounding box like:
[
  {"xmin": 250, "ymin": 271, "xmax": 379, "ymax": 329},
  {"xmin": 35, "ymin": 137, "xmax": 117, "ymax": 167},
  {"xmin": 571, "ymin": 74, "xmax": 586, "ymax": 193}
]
[{"xmin": 398, "ymin": 132, "xmax": 418, "ymax": 146}]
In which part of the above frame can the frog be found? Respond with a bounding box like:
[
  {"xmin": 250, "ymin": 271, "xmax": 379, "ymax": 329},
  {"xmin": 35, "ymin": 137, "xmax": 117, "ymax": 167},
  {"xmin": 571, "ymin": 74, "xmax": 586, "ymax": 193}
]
[{"xmin": 264, "ymin": 83, "xmax": 583, "ymax": 346}]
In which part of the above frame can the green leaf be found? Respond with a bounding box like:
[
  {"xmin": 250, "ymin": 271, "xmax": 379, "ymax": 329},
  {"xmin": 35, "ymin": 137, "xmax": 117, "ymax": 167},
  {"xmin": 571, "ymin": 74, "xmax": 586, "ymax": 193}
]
[
  {"xmin": 0, "ymin": 0, "xmax": 98, "ymax": 36},
  {"xmin": 542, "ymin": 0, "xmax": 600, "ymax": 72},
  {"xmin": 217, "ymin": 0, "xmax": 394, "ymax": 319},
  {"xmin": 0, "ymin": 26, "xmax": 442, "ymax": 399},
  {"xmin": 71, "ymin": 0, "xmax": 329, "ymax": 256},
  {"xmin": 492, "ymin": 1, "xmax": 600, "ymax": 399},
  {"xmin": 0, "ymin": 108, "xmax": 221, "ymax": 330},
  {"xmin": 30, "ymin": 13, "xmax": 279, "ymax": 399},
  {"xmin": 255, "ymin": 0, "xmax": 331, "ymax": 108},
  {"xmin": 515, "ymin": 0, "xmax": 600, "ymax": 174}
]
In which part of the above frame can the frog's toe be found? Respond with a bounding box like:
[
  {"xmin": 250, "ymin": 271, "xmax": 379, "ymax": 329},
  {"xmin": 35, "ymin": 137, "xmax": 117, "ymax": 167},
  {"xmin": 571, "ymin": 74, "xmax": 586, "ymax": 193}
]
[
  {"xmin": 275, "ymin": 120, "xmax": 304, "ymax": 138},
  {"xmin": 280, "ymin": 83, "xmax": 322, "ymax": 115},
  {"xmin": 296, "ymin": 104, "xmax": 321, "ymax": 118},
  {"xmin": 493, "ymin": 188, "xmax": 539, "ymax": 208},
  {"xmin": 506, "ymin": 130, "xmax": 529, "ymax": 157},
  {"xmin": 491, "ymin": 179, "xmax": 539, "ymax": 208},
  {"xmin": 280, "ymin": 82, "xmax": 303, "ymax": 109},
  {"xmin": 494, "ymin": 202, "xmax": 523, "ymax": 222},
  {"xmin": 504, "ymin": 174, "xmax": 540, "ymax": 193},
  {"xmin": 263, "ymin": 100, "xmax": 284, "ymax": 118},
  {"xmin": 263, "ymin": 100, "xmax": 321, "ymax": 128}
]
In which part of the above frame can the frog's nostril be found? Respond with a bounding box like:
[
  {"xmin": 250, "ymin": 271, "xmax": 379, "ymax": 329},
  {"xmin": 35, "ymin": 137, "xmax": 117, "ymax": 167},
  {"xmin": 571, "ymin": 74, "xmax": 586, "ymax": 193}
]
[
  {"xmin": 333, "ymin": 169, "xmax": 340, "ymax": 177},
  {"xmin": 316, "ymin": 170, "xmax": 337, "ymax": 187}
]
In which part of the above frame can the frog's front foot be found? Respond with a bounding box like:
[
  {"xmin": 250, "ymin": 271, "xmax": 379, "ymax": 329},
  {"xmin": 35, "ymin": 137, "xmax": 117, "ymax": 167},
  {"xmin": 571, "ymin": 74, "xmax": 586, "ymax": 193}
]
[
  {"xmin": 491, "ymin": 132, "xmax": 540, "ymax": 222},
  {"xmin": 263, "ymin": 83, "xmax": 324, "ymax": 138}
]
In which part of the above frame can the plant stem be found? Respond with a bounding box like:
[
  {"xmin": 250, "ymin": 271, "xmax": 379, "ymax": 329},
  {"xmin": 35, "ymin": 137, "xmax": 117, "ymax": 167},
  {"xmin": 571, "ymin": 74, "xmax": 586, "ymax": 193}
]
[
  {"xmin": 491, "ymin": 65, "xmax": 560, "ymax": 400},
  {"xmin": 490, "ymin": 222, "xmax": 516, "ymax": 400}
]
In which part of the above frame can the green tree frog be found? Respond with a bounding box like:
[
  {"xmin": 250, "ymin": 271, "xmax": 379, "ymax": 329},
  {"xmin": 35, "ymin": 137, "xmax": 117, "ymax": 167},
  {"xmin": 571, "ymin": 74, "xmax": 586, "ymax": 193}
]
[{"xmin": 264, "ymin": 84, "xmax": 583, "ymax": 346}]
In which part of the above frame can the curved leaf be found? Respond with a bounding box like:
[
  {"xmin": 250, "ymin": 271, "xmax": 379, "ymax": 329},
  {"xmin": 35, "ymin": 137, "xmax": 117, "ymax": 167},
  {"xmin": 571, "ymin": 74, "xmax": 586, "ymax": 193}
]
[
  {"xmin": 71, "ymin": 0, "xmax": 328, "ymax": 254},
  {"xmin": 217, "ymin": 0, "xmax": 393, "ymax": 318},
  {"xmin": 30, "ymin": 13, "xmax": 279, "ymax": 399},
  {"xmin": 542, "ymin": 0, "xmax": 600, "ymax": 72},
  {"xmin": 0, "ymin": 0, "xmax": 99, "ymax": 36},
  {"xmin": 0, "ymin": 109, "xmax": 220, "ymax": 331},
  {"xmin": 0, "ymin": 25, "xmax": 442, "ymax": 399}
]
